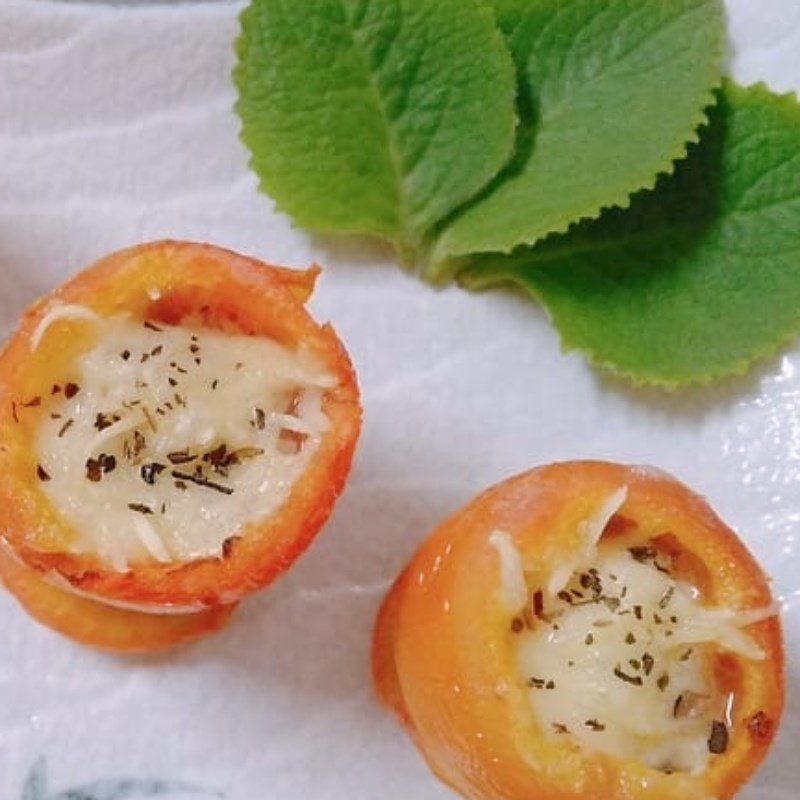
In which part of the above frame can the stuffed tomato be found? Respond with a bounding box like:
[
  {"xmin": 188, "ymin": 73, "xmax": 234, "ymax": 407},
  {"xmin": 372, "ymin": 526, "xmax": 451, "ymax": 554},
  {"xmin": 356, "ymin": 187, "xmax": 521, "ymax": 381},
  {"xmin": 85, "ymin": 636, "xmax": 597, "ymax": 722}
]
[
  {"xmin": 0, "ymin": 241, "xmax": 361, "ymax": 650},
  {"xmin": 373, "ymin": 461, "xmax": 783, "ymax": 800}
]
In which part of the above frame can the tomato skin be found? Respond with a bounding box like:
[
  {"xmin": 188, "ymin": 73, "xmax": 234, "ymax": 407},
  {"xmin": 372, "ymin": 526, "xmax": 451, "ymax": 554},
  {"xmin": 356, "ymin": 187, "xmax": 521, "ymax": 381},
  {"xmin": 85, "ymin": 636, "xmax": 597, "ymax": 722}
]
[
  {"xmin": 0, "ymin": 541, "xmax": 236, "ymax": 652},
  {"xmin": 0, "ymin": 241, "xmax": 361, "ymax": 647},
  {"xmin": 373, "ymin": 461, "xmax": 784, "ymax": 800}
]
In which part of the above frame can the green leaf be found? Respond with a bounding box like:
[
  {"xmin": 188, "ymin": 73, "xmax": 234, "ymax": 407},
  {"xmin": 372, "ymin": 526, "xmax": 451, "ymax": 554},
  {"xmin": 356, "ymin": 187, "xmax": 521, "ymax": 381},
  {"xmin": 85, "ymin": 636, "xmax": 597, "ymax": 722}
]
[
  {"xmin": 431, "ymin": 0, "xmax": 725, "ymax": 270},
  {"xmin": 234, "ymin": 0, "xmax": 516, "ymax": 257},
  {"xmin": 462, "ymin": 82, "xmax": 800, "ymax": 387}
]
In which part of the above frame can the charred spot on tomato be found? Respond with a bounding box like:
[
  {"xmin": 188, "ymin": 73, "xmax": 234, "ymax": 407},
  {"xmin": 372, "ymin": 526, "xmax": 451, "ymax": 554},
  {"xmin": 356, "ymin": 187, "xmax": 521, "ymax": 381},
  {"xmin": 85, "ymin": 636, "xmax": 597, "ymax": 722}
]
[
  {"xmin": 746, "ymin": 710, "xmax": 774, "ymax": 742},
  {"xmin": 68, "ymin": 569, "xmax": 103, "ymax": 586},
  {"xmin": 604, "ymin": 514, "xmax": 637, "ymax": 539}
]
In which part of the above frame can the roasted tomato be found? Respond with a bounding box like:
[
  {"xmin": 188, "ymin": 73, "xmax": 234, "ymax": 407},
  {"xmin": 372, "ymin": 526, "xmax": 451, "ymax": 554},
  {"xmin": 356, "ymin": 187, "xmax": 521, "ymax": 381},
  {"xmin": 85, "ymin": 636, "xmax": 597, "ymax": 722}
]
[
  {"xmin": 0, "ymin": 241, "xmax": 361, "ymax": 649},
  {"xmin": 374, "ymin": 461, "xmax": 783, "ymax": 800},
  {"xmin": 0, "ymin": 541, "xmax": 235, "ymax": 652}
]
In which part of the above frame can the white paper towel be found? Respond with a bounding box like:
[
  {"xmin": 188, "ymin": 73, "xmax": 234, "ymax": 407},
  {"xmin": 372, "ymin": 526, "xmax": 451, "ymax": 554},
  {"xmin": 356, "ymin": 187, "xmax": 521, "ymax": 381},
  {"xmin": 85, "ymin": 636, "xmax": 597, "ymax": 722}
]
[{"xmin": 0, "ymin": 1, "xmax": 797, "ymax": 798}]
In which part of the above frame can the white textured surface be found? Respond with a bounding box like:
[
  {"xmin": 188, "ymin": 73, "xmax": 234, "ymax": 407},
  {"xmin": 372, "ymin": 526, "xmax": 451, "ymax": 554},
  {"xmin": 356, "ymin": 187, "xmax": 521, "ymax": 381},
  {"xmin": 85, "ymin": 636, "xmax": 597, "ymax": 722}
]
[{"xmin": 0, "ymin": 1, "xmax": 798, "ymax": 797}]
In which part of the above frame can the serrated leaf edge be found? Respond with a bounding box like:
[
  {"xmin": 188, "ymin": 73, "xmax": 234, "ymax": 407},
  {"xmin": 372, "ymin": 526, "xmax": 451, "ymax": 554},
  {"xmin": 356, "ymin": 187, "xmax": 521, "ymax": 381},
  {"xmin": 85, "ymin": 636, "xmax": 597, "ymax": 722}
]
[
  {"xmin": 232, "ymin": 0, "xmax": 518, "ymax": 265},
  {"xmin": 464, "ymin": 265, "xmax": 800, "ymax": 390},
  {"xmin": 580, "ymin": 80, "xmax": 800, "ymax": 389},
  {"xmin": 461, "ymin": 81, "xmax": 800, "ymax": 390},
  {"xmin": 429, "ymin": 0, "xmax": 727, "ymax": 274}
]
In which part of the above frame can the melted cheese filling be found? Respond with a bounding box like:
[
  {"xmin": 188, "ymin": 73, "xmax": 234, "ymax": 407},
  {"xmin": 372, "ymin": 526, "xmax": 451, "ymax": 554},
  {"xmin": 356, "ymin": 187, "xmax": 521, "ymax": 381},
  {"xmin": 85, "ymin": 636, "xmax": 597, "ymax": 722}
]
[
  {"xmin": 497, "ymin": 490, "xmax": 773, "ymax": 776},
  {"xmin": 35, "ymin": 311, "xmax": 336, "ymax": 571}
]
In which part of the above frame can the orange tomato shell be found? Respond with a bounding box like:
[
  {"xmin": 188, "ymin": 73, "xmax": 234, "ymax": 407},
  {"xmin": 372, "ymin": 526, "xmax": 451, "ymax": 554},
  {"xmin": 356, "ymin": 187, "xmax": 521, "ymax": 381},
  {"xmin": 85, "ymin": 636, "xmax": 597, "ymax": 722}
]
[
  {"xmin": 0, "ymin": 540, "xmax": 235, "ymax": 652},
  {"xmin": 373, "ymin": 461, "xmax": 784, "ymax": 800},
  {"xmin": 0, "ymin": 240, "xmax": 362, "ymax": 608}
]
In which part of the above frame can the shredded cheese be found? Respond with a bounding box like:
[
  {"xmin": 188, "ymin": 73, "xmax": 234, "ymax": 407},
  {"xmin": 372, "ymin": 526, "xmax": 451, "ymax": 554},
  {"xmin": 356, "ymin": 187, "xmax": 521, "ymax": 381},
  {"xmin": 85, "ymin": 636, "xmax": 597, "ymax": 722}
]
[
  {"xmin": 30, "ymin": 302, "xmax": 101, "ymax": 350},
  {"xmin": 515, "ymin": 542, "xmax": 776, "ymax": 775},
  {"xmin": 43, "ymin": 570, "xmax": 212, "ymax": 615},
  {"xmin": 547, "ymin": 486, "xmax": 628, "ymax": 598},
  {"xmin": 2, "ymin": 535, "xmax": 207, "ymax": 614},
  {"xmin": 34, "ymin": 311, "xmax": 336, "ymax": 571},
  {"xmin": 490, "ymin": 529, "xmax": 528, "ymax": 611}
]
